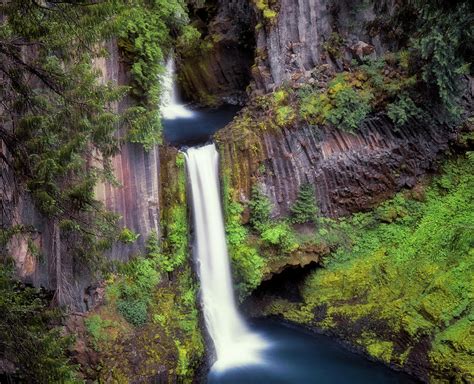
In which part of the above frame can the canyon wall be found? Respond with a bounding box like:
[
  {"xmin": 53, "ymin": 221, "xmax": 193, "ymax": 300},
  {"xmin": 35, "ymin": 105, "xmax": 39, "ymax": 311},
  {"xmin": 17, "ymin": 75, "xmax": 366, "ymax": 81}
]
[
  {"xmin": 1, "ymin": 40, "xmax": 164, "ymax": 311},
  {"xmin": 217, "ymin": 115, "xmax": 457, "ymax": 219}
]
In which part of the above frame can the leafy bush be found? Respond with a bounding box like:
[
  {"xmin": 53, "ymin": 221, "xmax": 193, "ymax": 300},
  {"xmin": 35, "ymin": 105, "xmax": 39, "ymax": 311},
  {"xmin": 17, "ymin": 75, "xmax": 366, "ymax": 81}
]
[
  {"xmin": 85, "ymin": 314, "xmax": 116, "ymax": 349},
  {"xmin": 325, "ymin": 76, "xmax": 373, "ymax": 131},
  {"xmin": 260, "ymin": 221, "xmax": 299, "ymax": 254},
  {"xmin": 276, "ymin": 105, "xmax": 297, "ymax": 126},
  {"xmin": 118, "ymin": 228, "xmax": 140, "ymax": 243},
  {"xmin": 387, "ymin": 94, "xmax": 422, "ymax": 127},
  {"xmin": 110, "ymin": 243, "xmax": 163, "ymax": 326},
  {"xmin": 300, "ymin": 74, "xmax": 373, "ymax": 131},
  {"xmin": 290, "ymin": 183, "xmax": 318, "ymax": 224},
  {"xmin": 176, "ymin": 25, "xmax": 202, "ymax": 54},
  {"xmin": 117, "ymin": 299, "xmax": 148, "ymax": 327},
  {"xmin": 230, "ymin": 243, "xmax": 265, "ymax": 300}
]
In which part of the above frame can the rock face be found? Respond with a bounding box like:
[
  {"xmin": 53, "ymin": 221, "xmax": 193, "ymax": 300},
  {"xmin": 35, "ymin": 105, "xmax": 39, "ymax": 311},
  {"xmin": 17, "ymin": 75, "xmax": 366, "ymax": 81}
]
[
  {"xmin": 217, "ymin": 116, "xmax": 456, "ymax": 218},
  {"xmin": 1, "ymin": 40, "xmax": 164, "ymax": 310},
  {"xmin": 94, "ymin": 40, "xmax": 162, "ymax": 261},
  {"xmin": 177, "ymin": 0, "xmax": 256, "ymax": 105},
  {"xmin": 251, "ymin": 0, "xmax": 399, "ymax": 92}
]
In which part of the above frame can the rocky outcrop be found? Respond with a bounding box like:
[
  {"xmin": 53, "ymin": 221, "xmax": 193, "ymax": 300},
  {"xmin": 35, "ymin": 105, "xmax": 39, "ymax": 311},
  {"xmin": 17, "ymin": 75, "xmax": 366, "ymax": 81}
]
[
  {"xmin": 177, "ymin": 0, "xmax": 256, "ymax": 105},
  {"xmin": 251, "ymin": 0, "xmax": 399, "ymax": 92},
  {"xmin": 217, "ymin": 115, "xmax": 456, "ymax": 218}
]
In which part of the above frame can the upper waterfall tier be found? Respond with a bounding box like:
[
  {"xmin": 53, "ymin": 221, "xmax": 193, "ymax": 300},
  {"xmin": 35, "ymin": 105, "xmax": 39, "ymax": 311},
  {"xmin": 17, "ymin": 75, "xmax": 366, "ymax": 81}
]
[{"xmin": 161, "ymin": 57, "xmax": 195, "ymax": 120}]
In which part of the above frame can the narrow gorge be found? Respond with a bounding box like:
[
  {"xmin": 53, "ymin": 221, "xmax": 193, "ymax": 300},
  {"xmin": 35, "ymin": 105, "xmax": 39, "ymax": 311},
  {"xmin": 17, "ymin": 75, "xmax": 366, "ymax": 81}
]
[{"xmin": 0, "ymin": 1, "xmax": 472, "ymax": 383}]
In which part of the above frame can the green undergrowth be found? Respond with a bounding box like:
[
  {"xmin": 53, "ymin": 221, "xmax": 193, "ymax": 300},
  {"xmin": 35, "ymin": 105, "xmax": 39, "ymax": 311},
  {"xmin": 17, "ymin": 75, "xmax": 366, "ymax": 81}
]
[
  {"xmin": 222, "ymin": 171, "xmax": 323, "ymax": 300},
  {"xmin": 260, "ymin": 154, "xmax": 474, "ymax": 382},
  {"xmin": 0, "ymin": 264, "xmax": 81, "ymax": 383},
  {"xmin": 84, "ymin": 262, "xmax": 203, "ymax": 382},
  {"xmin": 83, "ymin": 152, "xmax": 203, "ymax": 382},
  {"xmin": 117, "ymin": 0, "xmax": 189, "ymax": 148}
]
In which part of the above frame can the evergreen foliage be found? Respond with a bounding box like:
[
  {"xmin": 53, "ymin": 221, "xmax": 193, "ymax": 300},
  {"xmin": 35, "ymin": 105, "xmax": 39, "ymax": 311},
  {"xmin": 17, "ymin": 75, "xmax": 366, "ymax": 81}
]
[
  {"xmin": 290, "ymin": 183, "xmax": 318, "ymax": 224},
  {"xmin": 0, "ymin": 265, "xmax": 79, "ymax": 382},
  {"xmin": 249, "ymin": 185, "xmax": 272, "ymax": 230},
  {"xmin": 410, "ymin": 0, "xmax": 473, "ymax": 119}
]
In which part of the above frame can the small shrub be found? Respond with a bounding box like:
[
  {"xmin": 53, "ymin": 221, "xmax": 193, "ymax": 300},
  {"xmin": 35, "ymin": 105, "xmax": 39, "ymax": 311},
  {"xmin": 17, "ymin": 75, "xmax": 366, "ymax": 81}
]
[
  {"xmin": 300, "ymin": 74, "xmax": 373, "ymax": 131},
  {"xmin": 230, "ymin": 243, "xmax": 265, "ymax": 300},
  {"xmin": 260, "ymin": 221, "xmax": 299, "ymax": 254},
  {"xmin": 118, "ymin": 228, "xmax": 140, "ymax": 244},
  {"xmin": 176, "ymin": 25, "xmax": 201, "ymax": 55},
  {"xmin": 387, "ymin": 94, "xmax": 422, "ymax": 127},
  {"xmin": 117, "ymin": 299, "xmax": 148, "ymax": 326},
  {"xmin": 326, "ymin": 76, "xmax": 373, "ymax": 131},
  {"xmin": 85, "ymin": 315, "xmax": 115, "ymax": 349},
  {"xmin": 276, "ymin": 105, "xmax": 296, "ymax": 126}
]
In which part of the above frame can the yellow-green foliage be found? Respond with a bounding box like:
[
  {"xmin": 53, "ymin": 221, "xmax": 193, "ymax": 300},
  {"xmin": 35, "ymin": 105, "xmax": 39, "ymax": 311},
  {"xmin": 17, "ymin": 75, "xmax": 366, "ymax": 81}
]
[
  {"xmin": 365, "ymin": 339, "xmax": 394, "ymax": 364},
  {"xmin": 430, "ymin": 309, "xmax": 474, "ymax": 382},
  {"xmin": 260, "ymin": 221, "xmax": 299, "ymax": 254},
  {"xmin": 263, "ymin": 155, "xmax": 473, "ymax": 380},
  {"xmin": 300, "ymin": 73, "xmax": 373, "ymax": 131},
  {"xmin": 253, "ymin": 0, "xmax": 278, "ymax": 21}
]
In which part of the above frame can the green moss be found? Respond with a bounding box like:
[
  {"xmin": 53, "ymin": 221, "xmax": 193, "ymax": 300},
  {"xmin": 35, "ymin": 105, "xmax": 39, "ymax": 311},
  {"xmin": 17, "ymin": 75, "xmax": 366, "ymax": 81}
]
[
  {"xmin": 253, "ymin": 0, "xmax": 279, "ymax": 22},
  {"xmin": 430, "ymin": 309, "xmax": 474, "ymax": 383},
  {"xmin": 261, "ymin": 154, "xmax": 473, "ymax": 379},
  {"xmin": 366, "ymin": 340, "xmax": 394, "ymax": 364}
]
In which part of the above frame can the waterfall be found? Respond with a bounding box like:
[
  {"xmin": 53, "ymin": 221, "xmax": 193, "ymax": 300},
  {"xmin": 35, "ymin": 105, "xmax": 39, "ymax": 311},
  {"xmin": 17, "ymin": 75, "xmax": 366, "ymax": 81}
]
[
  {"xmin": 161, "ymin": 57, "xmax": 194, "ymax": 120},
  {"xmin": 185, "ymin": 144, "xmax": 266, "ymax": 372}
]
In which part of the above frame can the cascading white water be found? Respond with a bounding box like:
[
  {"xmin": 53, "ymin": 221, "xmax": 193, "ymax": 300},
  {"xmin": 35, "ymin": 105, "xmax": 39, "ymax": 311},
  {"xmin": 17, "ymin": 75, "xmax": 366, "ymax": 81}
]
[
  {"xmin": 185, "ymin": 144, "xmax": 267, "ymax": 372},
  {"xmin": 161, "ymin": 57, "xmax": 194, "ymax": 120}
]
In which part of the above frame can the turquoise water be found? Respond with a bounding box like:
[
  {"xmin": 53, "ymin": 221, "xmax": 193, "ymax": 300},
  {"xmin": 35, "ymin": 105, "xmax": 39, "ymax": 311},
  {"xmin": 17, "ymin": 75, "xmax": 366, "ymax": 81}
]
[{"xmin": 208, "ymin": 319, "xmax": 419, "ymax": 384}]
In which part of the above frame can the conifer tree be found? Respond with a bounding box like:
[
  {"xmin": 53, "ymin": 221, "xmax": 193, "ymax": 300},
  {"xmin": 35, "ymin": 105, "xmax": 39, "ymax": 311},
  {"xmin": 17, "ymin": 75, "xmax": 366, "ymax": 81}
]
[
  {"xmin": 290, "ymin": 182, "xmax": 318, "ymax": 224},
  {"xmin": 249, "ymin": 185, "xmax": 272, "ymax": 230}
]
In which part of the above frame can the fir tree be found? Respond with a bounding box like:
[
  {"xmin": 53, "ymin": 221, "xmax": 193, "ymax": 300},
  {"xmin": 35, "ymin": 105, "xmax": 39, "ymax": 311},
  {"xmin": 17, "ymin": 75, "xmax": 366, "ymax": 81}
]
[
  {"xmin": 249, "ymin": 185, "xmax": 272, "ymax": 230},
  {"xmin": 290, "ymin": 182, "xmax": 318, "ymax": 224}
]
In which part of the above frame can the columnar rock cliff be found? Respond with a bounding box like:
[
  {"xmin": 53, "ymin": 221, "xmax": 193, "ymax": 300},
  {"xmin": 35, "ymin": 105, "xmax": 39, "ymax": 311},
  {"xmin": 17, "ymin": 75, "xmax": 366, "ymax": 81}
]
[{"xmin": 217, "ymin": 116, "xmax": 456, "ymax": 218}]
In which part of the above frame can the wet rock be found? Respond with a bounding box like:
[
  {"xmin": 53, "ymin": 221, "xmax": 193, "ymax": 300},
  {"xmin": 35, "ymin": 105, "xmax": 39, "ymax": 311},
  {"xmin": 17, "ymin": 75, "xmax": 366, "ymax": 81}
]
[{"xmin": 350, "ymin": 41, "xmax": 375, "ymax": 60}]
